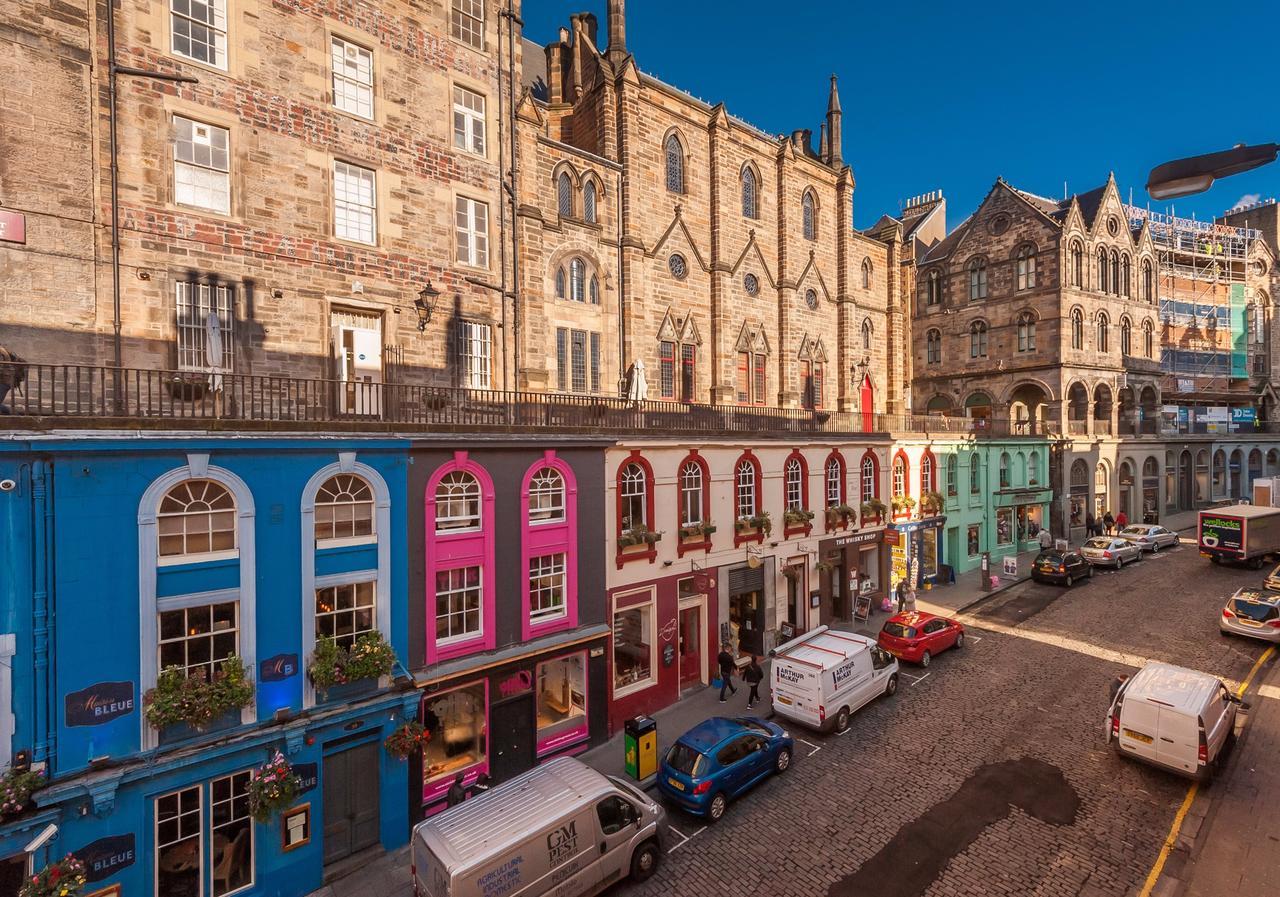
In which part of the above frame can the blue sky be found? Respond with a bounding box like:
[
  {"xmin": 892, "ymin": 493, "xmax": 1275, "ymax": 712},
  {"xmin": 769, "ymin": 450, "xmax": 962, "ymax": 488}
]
[{"xmin": 524, "ymin": 0, "xmax": 1280, "ymax": 231}]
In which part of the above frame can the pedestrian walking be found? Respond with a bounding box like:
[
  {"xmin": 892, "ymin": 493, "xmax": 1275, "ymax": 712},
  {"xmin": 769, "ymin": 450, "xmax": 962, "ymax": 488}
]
[
  {"xmin": 744, "ymin": 655, "xmax": 764, "ymax": 709},
  {"xmin": 445, "ymin": 772, "xmax": 467, "ymax": 807},
  {"xmin": 894, "ymin": 579, "xmax": 906, "ymax": 613},
  {"xmin": 1038, "ymin": 527, "xmax": 1053, "ymax": 550},
  {"xmin": 1103, "ymin": 511, "xmax": 1115, "ymax": 535},
  {"xmin": 1115, "ymin": 510, "xmax": 1128, "ymax": 531},
  {"xmin": 1085, "ymin": 511, "xmax": 1097, "ymax": 537},
  {"xmin": 904, "ymin": 583, "xmax": 918, "ymax": 613},
  {"xmin": 0, "ymin": 345, "xmax": 27, "ymax": 415},
  {"xmin": 717, "ymin": 642, "xmax": 737, "ymax": 703}
]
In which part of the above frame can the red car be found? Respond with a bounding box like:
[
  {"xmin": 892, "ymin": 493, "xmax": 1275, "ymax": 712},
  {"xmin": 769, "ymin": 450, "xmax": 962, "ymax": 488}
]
[{"xmin": 877, "ymin": 611, "xmax": 965, "ymax": 667}]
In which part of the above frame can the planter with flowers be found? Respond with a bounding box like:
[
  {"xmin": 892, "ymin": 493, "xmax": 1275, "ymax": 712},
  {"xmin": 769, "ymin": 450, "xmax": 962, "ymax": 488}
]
[
  {"xmin": 145, "ymin": 655, "xmax": 254, "ymax": 744},
  {"xmin": 618, "ymin": 524, "xmax": 662, "ymax": 550},
  {"xmin": 2, "ymin": 767, "xmax": 44, "ymax": 818},
  {"xmin": 677, "ymin": 520, "xmax": 716, "ymax": 556},
  {"xmin": 921, "ymin": 490, "xmax": 945, "ymax": 516},
  {"xmin": 825, "ymin": 504, "xmax": 856, "ymax": 531},
  {"xmin": 308, "ymin": 631, "xmax": 397, "ymax": 702},
  {"xmin": 860, "ymin": 499, "xmax": 888, "ymax": 526},
  {"xmin": 20, "ymin": 854, "xmax": 86, "ymax": 897},
  {"xmin": 783, "ymin": 508, "xmax": 815, "ymax": 537},
  {"xmin": 891, "ymin": 495, "xmax": 916, "ymax": 520},
  {"xmin": 248, "ymin": 751, "xmax": 302, "ymax": 823},
  {"xmin": 385, "ymin": 722, "xmax": 431, "ymax": 761}
]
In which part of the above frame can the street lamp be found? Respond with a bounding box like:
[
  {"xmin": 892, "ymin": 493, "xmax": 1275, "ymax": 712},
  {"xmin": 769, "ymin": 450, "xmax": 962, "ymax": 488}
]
[
  {"xmin": 414, "ymin": 282, "xmax": 441, "ymax": 332},
  {"xmin": 1146, "ymin": 142, "xmax": 1279, "ymax": 200}
]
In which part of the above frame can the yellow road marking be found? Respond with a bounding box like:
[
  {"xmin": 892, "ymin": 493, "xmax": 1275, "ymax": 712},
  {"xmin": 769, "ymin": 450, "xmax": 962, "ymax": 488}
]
[{"xmin": 1137, "ymin": 645, "xmax": 1275, "ymax": 897}]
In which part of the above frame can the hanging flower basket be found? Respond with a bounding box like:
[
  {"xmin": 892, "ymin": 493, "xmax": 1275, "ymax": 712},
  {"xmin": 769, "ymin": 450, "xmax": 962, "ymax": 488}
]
[
  {"xmin": 783, "ymin": 509, "xmax": 815, "ymax": 528},
  {"xmin": 19, "ymin": 854, "xmax": 86, "ymax": 897},
  {"xmin": 308, "ymin": 632, "xmax": 397, "ymax": 693},
  {"xmin": 144, "ymin": 655, "xmax": 254, "ymax": 731},
  {"xmin": 247, "ymin": 751, "xmax": 302, "ymax": 823},
  {"xmin": 1, "ymin": 767, "xmax": 44, "ymax": 818},
  {"xmin": 385, "ymin": 722, "xmax": 431, "ymax": 761}
]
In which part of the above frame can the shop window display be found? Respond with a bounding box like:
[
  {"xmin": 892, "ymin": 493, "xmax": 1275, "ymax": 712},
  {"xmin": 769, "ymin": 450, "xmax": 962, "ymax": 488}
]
[
  {"xmin": 967, "ymin": 524, "xmax": 981, "ymax": 556},
  {"xmin": 996, "ymin": 509, "xmax": 1013, "ymax": 545},
  {"xmin": 613, "ymin": 604, "xmax": 653, "ymax": 690},
  {"xmin": 422, "ymin": 684, "xmax": 487, "ymax": 787},
  {"xmin": 536, "ymin": 654, "xmax": 587, "ymax": 749},
  {"xmin": 1016, "ymin": 505, "xmax": 1043, "ymax": 542},
  {"xmin": 858, "ymin": 546, "xmax": 880, "ymax": 594},
  {"xmin": 729, "ymin": 590, "xmax": 764, "ymax": 659},
  {"xmin": 920, "ymin": 528, "xmax": 938, "ymax": 578}
]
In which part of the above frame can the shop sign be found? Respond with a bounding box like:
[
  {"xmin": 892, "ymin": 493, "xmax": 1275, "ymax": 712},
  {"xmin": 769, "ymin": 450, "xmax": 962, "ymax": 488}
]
[
  {"xmin": 79, "ymin": 833, "xmax": 135, "ymax": 883},
  {"xmin": 883, "ymin": 529, "xmax": 900, "ymax": 546},
  {"xmin": 0, "ymin": 209, "xmax": 25, "ymax": 244},
  {"xmin": 498, "ymin": 669, "xmax": 533, "ymax": 698},
  {"xmin": 692, "ymin": 570, "xmax": 718, "ymax": 593},
  {"xmin": 662, "ymin": 643, "xmax": 676, "ymax": 667},
  {"xmin": 294, "ymin": 761, "xmax": 318, "ymax": 794},
  {"xmin": 829, "ymin": 530, "xmax": 882, "ymax": 548},
  {"xmin": 1002, "ymin": 557, "xmax": 1018, "ymax": 577},
  {"xmin": 260, "ymin": 653, "xmax": 299, "ymax": 682},
  {"xmin": 65, "ymin": 681, "xmax": 134, "ymax": 727}
]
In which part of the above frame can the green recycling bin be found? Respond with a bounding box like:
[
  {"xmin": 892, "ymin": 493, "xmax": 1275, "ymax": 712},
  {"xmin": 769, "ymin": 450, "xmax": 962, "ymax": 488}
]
[{"xmin": 623, "ymin": 716, "xmax": 657, "ymax": 780}]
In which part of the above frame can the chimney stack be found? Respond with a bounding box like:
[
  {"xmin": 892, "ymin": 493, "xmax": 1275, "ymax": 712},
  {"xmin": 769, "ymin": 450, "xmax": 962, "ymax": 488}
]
[
  {"xmin": 825, "ymin": 74, "xmax": 843, "ymax": 166},
  {"xmin": 607, "ymin": 0, "xmax": 627, "ymax": 64}
]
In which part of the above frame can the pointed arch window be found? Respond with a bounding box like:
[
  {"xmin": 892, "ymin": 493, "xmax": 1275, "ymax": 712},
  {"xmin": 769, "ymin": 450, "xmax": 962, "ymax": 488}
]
[
  {"xmin": 1142, "ymin": 259, "xmax": 1153, "ymax": 302},
  {"xmin": 570, "ymin": 257, "xmax": 585, "ymax": 302},
  {"xmin": 1071, "ymin": 308, "xmax": 1084, "ymax": 350},
  {"xmin": 1111, "ymin": 250, "xmax": 1121, "ymax": 295},
  {"xmin": 664, "ymin": 134, "xmax": 684, "ymax": 193},
  {"xmin": 1097, "ymin": 248, "xmax": 1109, "ymax": 293},
  {"xmin": 802, "ymin": 191, "xmax": 816, "ymax": 240},
  {"xmin": 926, "ymin": 328, "xmax": 941, "ymax": 364},
  {"xmin": 583, "ymin": 179, "xmax": 597, "ymax": 224},
  {"xmin": 1017, "ymin": 311, "xmax": 1036, "ymax": 352},
  {"xmin": 555, "ymin": 266, "xmax": 566, "ymax": 299},
  {"xmin": 891, "ymin": 453, "xmax": 907, "ymax": 498},
  {"xmin": 742, "ymin": 167, "xmax": 758, "ymax": 219},
  {"xmin": 1121, "ymin": 317, "xmax": 1132, "ymax": 356},
  {"xmin": 1142, "ymin": 319, "xmax": 1154, "ymax": 358},
  {"xmin": 969, "ymin": 320, "xmax": 988, "ymax": 358},
  {"xmin": 926, "ymin": 269, "xmax": 942, "ymax": 305},
  {"xmin": 861, "ymin": 318, "xmax": 872, "ymax": 350},
  {"xmin": 1071, "ymin": 240, "xmax": 1084, "ymax": 287},
  {"xmin": 1097, "ymin": 311, "xmax": 1110, "ymax": 353},
  {"xmin": 589, "ymin": 274, "xmax": 600, "ymax": 305},
  {"xmin": 1016, "ymin": 245, "xmax": 1037, "ymax": 290},
  {"xmin": 862, "ymin": 259, "xmax": 873, "ymax": 289},
  {"xmin": 920, "ymin": 451, "xmax": 935, "ymax": 494},
  {"xmin": 557, "ymin": 172, "xmax": 573, "ymax": 217},
  {"xmin": 1121, "ymin": 253, "xmax": 1131, "ymax": 297},
  {"xmin": 968, "ymin": 257, "xmax": 987, "ymax": 300}
]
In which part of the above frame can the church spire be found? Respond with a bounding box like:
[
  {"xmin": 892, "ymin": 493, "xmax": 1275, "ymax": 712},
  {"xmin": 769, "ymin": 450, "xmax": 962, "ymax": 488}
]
[
  {"xmin": 825, "ymin": 74, "xmax": 843, "ymax": 166},
  {"xmin": 606, "ymin": 0, "xmax": 628, "ymax": 64}
]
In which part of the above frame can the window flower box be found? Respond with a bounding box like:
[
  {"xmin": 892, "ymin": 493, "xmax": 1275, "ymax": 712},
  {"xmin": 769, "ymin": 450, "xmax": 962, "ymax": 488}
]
[
  {"xmin": 1, "ymin": 768, "xmax": 44, "ymax": 819},
  {"xmin": 308, "ymin": 632, "xmax": 396, "ymax": 697},
  {"xmin": 860, "ymin": 499, "xmax": 887, "ymax": 525},
  {"xmin": 618, "ymin": 525, "xmax": 662, "ymax": 550},
  {"xmin": 921, "ymin": 491, "xmax": 944, "ymax": 516},
  {"xmin": 158, "ymin": 707, "xmax": 243, "ymax": 747},
  {"xmin": 891, "ymin": 495, "xmax": 916, "ymax": 519},
  {"xmin": 144, "ymin": 655, "xmax": 254, "ymax": 733}
]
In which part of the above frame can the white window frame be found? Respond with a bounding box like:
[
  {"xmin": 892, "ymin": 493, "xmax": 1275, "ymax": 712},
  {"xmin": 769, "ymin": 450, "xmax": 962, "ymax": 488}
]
[
  {"xmin": 173, "ymin": 116, "xmax": 230, "ymax": 214},
  {"xmin": 156, "ymin": 595, "xmax": 241, "ymax": 681},
  {"xmin": 451, "ymin": 0, "xmax": 485, "ymax": 50},
  {"xmin": 176, "ymin": 281, "xmax": 234, "ymax": 373},
  {"xmin": 435, "ymin": 565, "xmax": 483, "ymax": 645},
  {"xmin": 679, "ymin": 462, "xmax": 704, "ymax": 527},
  {"xmin": 333, "ymin": 161, "xmax": 377, "ymax": 245},
  {"xmin": 435, "ymin": 471, "xmax": 482, "ymax": 531},
  {"xmin": 170, "ymin": 0, "xmax": 228, "ymax": 70},
  {"xmin": 458, "ymin": 321, "xmax": 492, "ymax": 389},
  {"xmin": 528, "ymin": 467, "xmax": 566, "ymax": 524},
  {"xmin": 314, "ymin": 580, "xmax": 377, "ymax": 651},
  {"xmin": 620, "ymin": 463, "xmax": 648, "ymax": 533},
  {"xmin": 785, "ymin": 458, "xmax": 804, "ymax": 511},
  {"xmin": 210, "ymin": 770, "xmax": 255, "ymax": 896},
  {"xmin": 331, "ymin": 36, "xmax": 375, "ymax": 120},
  {"xmin": 529, "ymin": 553, "xmax": 567, "ymax": 624},
  {"xmin": 455, "ymin": 196, "xmax": 490, "ymax": 268},
  {"xmin": 156, "ymin": 784, "xmax": 204, "ymax": 897},
  {"xmin": 735, "ymin": 461, "xmax": 757, "ymax": 520},
  {"xmin": 156, "ymin": 477, "xmax": 239, "ymax": 565},
  {"xmin": 313, "ymin": 473, "xmax": 376, "ymax": 547},
  {"xmin": 452, "ymin": 85, "xmax": 486, "ymax": 156},
  {"xmin": 825, "ymin": 458, "xmax": 842, "ymax": 508},
  {"xmin": 612, "ymin": 592, "xmax": 657, "ymax": 698}
]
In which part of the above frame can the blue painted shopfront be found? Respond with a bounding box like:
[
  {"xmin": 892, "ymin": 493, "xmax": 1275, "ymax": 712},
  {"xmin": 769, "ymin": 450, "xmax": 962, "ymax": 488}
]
[{"xmin": 0, "ymin": 436, "xmax": 414, "ymax": 897}]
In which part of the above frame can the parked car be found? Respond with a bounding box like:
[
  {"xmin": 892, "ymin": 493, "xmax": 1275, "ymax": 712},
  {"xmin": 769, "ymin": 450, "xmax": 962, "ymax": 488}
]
[
  {"xmin": 1031, "ymin": 548, "xmax": 1093, "ymax": 585},
  {"xmin": 1106, "ymin": 661, "xmax": 1243, "ymax": 780},
  {"xmin": 1117, "ymin": 523, "xmax": 1180, "ymax": 553},
  {"xmin": 770, "ymin": 626, "xmax": 898, "ymax": 733},
  {"xmin": 876, "ymin": 611, "xmax": 965, "ymax": 668},
  {"xmin": 1081, "ymin": 536, "xmax": 1143, "ymax": 569},
  {"xmin": 412, "ymin": 757, "xmax": 666, "ymax": 897},
  {"xmin": 1219, "ymin": 587, "xmax": 1280, "ymax": 643},
  {"xmin": 657, "ymin": 717, "xmax": 793, "ymax": 822}
]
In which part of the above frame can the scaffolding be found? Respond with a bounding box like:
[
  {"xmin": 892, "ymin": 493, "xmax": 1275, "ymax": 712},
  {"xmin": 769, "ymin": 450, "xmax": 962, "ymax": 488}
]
[{"xmin": 1125, "ymin": 205, "xmax": 1258, "ymax": 397}]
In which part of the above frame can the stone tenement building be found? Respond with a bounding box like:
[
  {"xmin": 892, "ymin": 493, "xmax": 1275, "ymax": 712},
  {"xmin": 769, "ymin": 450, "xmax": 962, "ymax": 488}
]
[{"xmin": 911, "ymin": 175, "xmax": 1280, "ymax": 537}]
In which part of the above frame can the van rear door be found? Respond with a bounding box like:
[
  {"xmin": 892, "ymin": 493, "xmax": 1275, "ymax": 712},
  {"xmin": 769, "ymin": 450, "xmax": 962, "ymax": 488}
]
[
  {"xmin": 1155, "ymin": 707, "xmax": 1197, "ymax": 774},
  {"xmin": 412, "ymin": 835, "xmax": 450, "ymax": 897},
  {"xmin": 1118, "ymin": 699, "xmax": 1159, "ymax": 761}
]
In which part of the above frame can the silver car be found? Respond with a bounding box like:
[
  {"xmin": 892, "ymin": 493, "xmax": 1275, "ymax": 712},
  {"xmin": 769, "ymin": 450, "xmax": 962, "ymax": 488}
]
[
  {"xmin": 1117, "ymin": 523, "xmax": 1180, "ymax": 553},
  {"xmin": 1081, "ymin": 536, "xmax": 1143, "ymax": 569},
  {"xmin": 1219, "ymin": 587, "xmax": 1280, "ymax": 643}
]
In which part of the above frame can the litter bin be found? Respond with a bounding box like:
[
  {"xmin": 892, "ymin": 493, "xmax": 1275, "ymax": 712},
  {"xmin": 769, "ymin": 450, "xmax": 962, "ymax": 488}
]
[{"xmin": 623, "ymin": 716, "xmax": 657, "ymax": 780}]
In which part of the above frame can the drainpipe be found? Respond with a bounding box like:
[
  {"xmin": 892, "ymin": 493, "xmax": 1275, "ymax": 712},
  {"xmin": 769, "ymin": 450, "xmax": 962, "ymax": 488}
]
[
  {"xmin": 495, "ymin": 1, "xmax": 509, "ymax": 395},
  {"xmin": 501, "ymin": 3, "xmax": 523, "ymax": 392},
  {"xmin": 31, "ymin": 461, "xmax": 53, "ymax": 768}
]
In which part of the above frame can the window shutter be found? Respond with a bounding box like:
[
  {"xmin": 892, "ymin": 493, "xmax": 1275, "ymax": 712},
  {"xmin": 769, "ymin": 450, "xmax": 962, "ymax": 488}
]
[
  {"xmin": 556, "ymin": 328, "xmax": 567, "ymax": 392},
  {"xmin": 590, "ymin": 332, "xmax": 601, "ymax": 394}
]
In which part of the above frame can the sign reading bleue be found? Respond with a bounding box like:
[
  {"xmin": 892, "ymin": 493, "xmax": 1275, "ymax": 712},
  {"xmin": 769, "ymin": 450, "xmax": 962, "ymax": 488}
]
[
  {"xmin": 260, "ymin": 653, "xmax": 299, "ymax": 682},
  {"xmin": 79, "ymin": 833, "xmax": 136, "ymax": 883},
  {"xmin": 65, "ymin": 681, "xmax": 135, "ymax": 727},
  {"xmin": 294, "ymin": 761, "xmax": 319, "ymax": 794}
]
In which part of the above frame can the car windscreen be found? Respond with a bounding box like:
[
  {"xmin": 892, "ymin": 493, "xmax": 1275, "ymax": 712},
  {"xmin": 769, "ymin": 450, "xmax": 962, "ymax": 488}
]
[
  {"xmin": 734, "ymin": 718, "xmax": 772, "ymax": 736},
  {"xmin": 1037, "ymin": 552, "xmax": 1063, "ymax": 562},
  {"xmin": 1119, "ymin": 526, "xmax": 1147, "ymax": 536},
  {"xmin": 882, "ymin": 622, "xmax": 916, "ymax": 639},
  {"xmin": 665, "ymin": 742, "xmax": 706, "ymax": 776},
  {"xmin": 1231, "ymin": 599, "xmax": 1280, "ymax": 623},
  {"xmin": 1084, "ymin": 538, "xmax": 1111, "ymax": 549}
]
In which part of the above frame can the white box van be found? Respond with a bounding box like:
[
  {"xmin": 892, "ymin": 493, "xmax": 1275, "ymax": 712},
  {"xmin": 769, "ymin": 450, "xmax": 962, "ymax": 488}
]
[
  {"xmin": 1105, "ymin": 661, "xmax": 1242, "ymax": 780},
  {"xmin": 411, "ymin": 757, "xmax": 665, "ymax": 897},
  {"xmin": 769, "ymin": 626, "xmax": 899, "ymax": 733}
]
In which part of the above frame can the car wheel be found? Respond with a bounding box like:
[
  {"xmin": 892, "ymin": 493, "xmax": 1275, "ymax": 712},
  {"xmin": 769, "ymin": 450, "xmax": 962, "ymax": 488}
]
[
  {"xmin": 1116, "ymin": 557, "xmax": 1124, "ymax": 570},
  {"xmin": 775, "ymin": 748, "xmax": 792, "ymax": 773},
  {"xmin": 707, "ymin": 793, "xmax": 727, "ymax": 822},
  {"xmin": 1087, "ymin": 565, "xmax": 1093, "ymax": 578},
  {"xmin": 1152, "ymin": 542, "xmax": 1160, "ymax": 553},
  {"xmin": 1065, "ymin": 574, "xmax": 1073, "ymax": 587},
  {"xmin": 834, "ymin": 707, "xmax": 851, "ymax": 733},
  {"xmin": 885, "ymin": 673, "xmax": 899, "ymax": 696},
  {"xmin": 920, "ymin": 650, "xmax": 931, "ymax": 668},
  {"xmin": 955, "ymin": 631, "xmax": 965, "ymax": 649},
  {"xmin": 630, "ymin": 840, "xmax": 661, "ymax": 882}
]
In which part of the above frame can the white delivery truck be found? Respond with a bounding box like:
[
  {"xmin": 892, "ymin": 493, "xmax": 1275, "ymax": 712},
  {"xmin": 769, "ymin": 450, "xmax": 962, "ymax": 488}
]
[
  {"xmin": 769, "ymin": 626, "xmax": 898, "ymax": 733},
  {"xmin": 411, "ymin": 757, "xmax": 665, "ymax": 897}
]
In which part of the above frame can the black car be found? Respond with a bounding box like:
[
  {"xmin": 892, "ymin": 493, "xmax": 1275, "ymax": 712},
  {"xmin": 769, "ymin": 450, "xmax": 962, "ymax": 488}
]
[{"xmin": 1031, "ymin": 549, "xmax": 1093, "ymax": 586}]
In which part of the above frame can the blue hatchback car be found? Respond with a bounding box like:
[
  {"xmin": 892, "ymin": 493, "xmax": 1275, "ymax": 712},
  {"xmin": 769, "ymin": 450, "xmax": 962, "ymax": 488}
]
[{"xmin": 656, "ymin": 717, "xmax": 794, "ymax": 821}]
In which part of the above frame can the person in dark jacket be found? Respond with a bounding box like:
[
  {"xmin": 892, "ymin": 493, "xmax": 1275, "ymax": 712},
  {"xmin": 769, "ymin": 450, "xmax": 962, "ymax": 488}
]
[
  {"xmin": 743, "ymin": 655, "xmax": 765, "ymax": 710},
  {"xmin": 445, "ymin": 772, "xmax": 467, "ymax": 807},
  {"xmin": 470, "ymin": 773, "xmax": 492, "ymax": 797},
  {"xmin": 717, "ymin": 643, "xmax": 737, "ymax": 703},
  {"xmin": 0, "ymin": 345, "xmax": 26, "ymax": 415},
  {"xmin": 894, "ymin": 579, "xmax": 907, "ymax": 613},
  {"xmin": 1103, "ymin": 511, "xmax": 1115, "ymax": 535}
]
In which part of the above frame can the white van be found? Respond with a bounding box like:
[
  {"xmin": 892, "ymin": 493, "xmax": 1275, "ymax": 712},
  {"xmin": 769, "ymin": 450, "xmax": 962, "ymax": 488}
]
[
  {"xmin": 770, "ymin": 626, "xmax": 899, "ymax": 733},
  {"xmin": 1105, "ymin": 661, "xmax": 1242, "ymax": 780},
  {"xmin": 412, "ymin": 757, "xmax": 666, "ymax": 897}
]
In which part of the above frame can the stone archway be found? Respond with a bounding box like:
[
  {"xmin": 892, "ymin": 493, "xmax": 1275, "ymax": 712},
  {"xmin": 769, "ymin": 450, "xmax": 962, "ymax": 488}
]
[
  {"xmin": 1008, "ymin": 382, "xmax": 1051, "ymax": 435},
  {"xmin": 1092, "ymin": 384, "xmax": 1113, "ymax": 435},
  {"xmin": 1118, "ymin": 387, "xmax": 1136, "ymax": 434},
  {"xmin": 1067, "ymin": 382, "xmax": 1089, "ymax": 434}
]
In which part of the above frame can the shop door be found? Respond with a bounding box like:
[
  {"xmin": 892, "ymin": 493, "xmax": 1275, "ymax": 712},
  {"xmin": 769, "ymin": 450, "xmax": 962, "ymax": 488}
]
[
  {"xmin": 861, "ymin": 376, "xmax": 875, "ymax": 432},
  {"xmin": 322, "ymin": 740, "xmax": 381, "ymax": 866},
  {"xmin": 679, "ymin": 604, "xmax": 704, "ymax": 690},
  {"xmin": 489, "ymin": 693, "xmax": 535, "ymax": 784},
  {"xmin": 332, "ymin": 313, "xmax": 383, "ymax": 417},
  {"xmin": 831, "ymin": 564, "xmax": 846, "ymax": 621}
]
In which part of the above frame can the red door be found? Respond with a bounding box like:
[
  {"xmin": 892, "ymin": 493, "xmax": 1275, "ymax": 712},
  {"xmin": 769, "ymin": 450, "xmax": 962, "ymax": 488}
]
[
  {"xmin": 861, "ymin": 376, "xmax": 875, "ymax": 431},
  {"xmin": 679, "ymin": 606, "xmax": 702, "ymax": 690}
]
